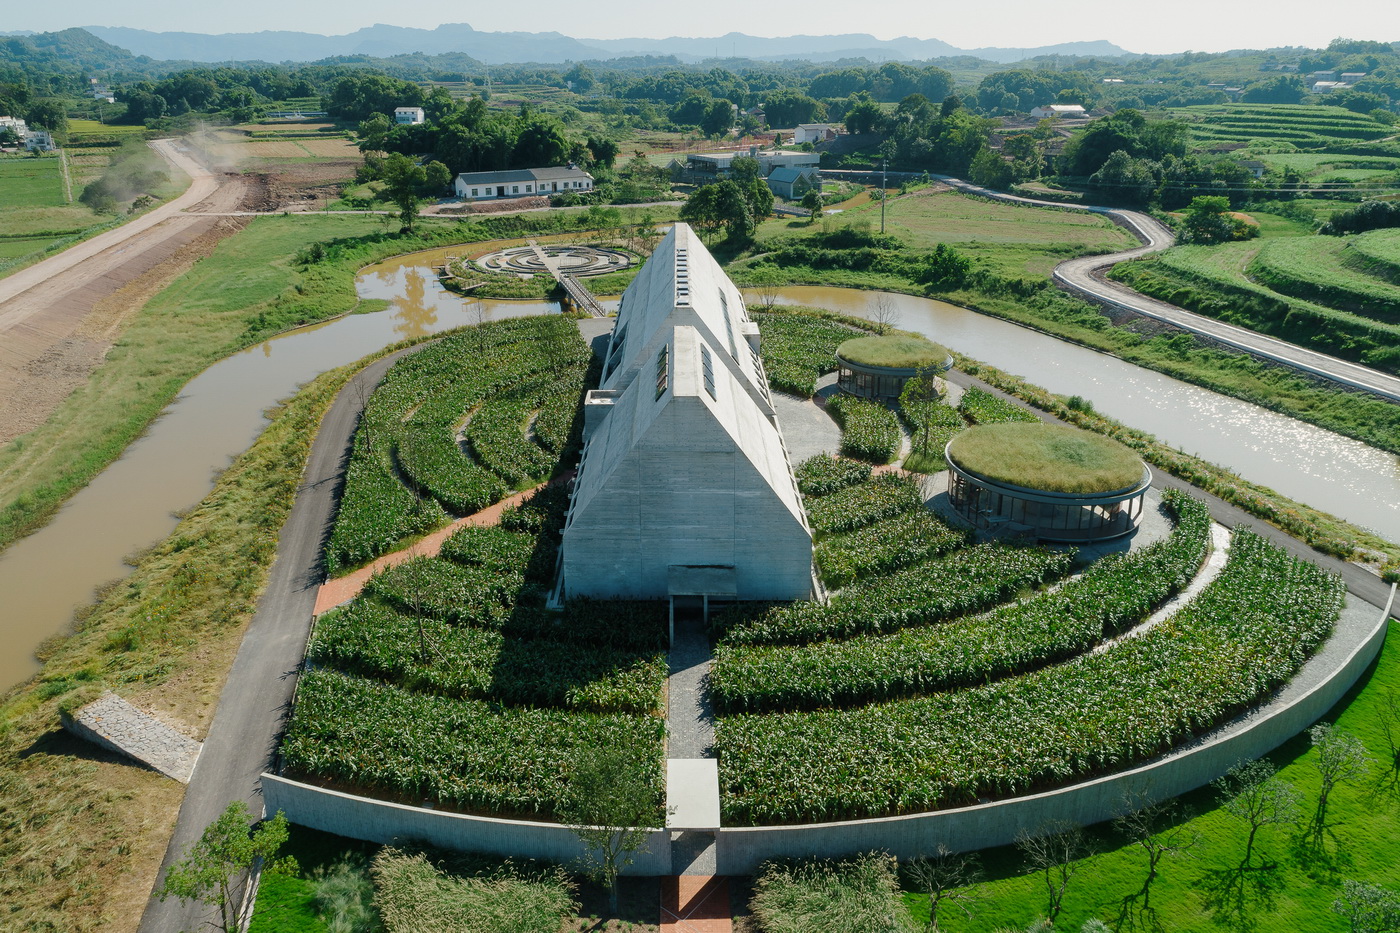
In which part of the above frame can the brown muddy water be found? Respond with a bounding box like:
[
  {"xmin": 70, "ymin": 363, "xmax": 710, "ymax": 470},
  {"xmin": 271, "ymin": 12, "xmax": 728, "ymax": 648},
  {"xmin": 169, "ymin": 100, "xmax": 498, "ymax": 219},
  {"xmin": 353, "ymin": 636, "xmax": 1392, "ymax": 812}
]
[{"xmin": 0, "ymin": 257, "xmax": 1394, "ymax": 690}]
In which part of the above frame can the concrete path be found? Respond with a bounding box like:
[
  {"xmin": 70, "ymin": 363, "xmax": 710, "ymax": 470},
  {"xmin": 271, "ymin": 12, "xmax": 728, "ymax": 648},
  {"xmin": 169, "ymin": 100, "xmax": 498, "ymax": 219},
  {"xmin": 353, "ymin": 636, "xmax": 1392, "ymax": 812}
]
[
  {"xmin": 137, "ymin": 347, "xmax": 422, "ymax": 933},
  {"xmin": 64, "ymin": 692, "xmax": 203, "ymax": 784}
]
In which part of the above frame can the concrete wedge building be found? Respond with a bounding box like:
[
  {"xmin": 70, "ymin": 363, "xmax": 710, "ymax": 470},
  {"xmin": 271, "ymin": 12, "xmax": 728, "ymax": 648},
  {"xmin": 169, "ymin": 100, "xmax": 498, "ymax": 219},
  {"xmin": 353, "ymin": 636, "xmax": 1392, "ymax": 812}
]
[{"xmin": 560, "ymin": 224, "xmax": 815, "ymax": 609}]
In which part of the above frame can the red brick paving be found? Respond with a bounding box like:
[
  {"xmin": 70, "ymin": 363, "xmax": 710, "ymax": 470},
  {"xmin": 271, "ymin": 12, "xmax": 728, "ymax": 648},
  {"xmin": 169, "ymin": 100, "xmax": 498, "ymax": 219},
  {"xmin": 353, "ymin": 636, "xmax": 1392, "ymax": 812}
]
[
  {"xmin": 660, "ymin": 875, "xmax": 732, "ymax": 933},
  {"xmin": 312, "ymin": 482, "xmax": 547, "ymax": 615}
]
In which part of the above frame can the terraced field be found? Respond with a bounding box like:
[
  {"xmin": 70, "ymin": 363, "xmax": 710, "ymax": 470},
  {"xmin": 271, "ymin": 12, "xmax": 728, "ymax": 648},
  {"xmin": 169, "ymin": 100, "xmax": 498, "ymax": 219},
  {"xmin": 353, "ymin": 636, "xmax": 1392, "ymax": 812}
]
[
  {"xmin": 1108, "ymin": 232, "xmax": 1400, "ymax": 374},
  {"xmin": 1168, "ymin": 103, "xmax": 1395, "ymax": 148}
]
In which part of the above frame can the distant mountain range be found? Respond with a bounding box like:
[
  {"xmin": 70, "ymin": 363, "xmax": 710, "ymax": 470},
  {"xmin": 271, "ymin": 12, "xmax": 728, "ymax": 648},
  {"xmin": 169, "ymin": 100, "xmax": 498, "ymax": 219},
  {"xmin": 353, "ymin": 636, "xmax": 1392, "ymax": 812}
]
[{"xmin": 75, "ymin": 23, "xmax": 1133, "ymax": 66}]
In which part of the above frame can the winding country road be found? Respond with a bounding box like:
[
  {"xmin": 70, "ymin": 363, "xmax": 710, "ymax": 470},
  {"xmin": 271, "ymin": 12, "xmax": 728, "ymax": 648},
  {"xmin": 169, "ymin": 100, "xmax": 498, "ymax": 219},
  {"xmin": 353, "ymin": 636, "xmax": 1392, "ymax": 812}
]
[
  {"xmin": 0, "ymin": 139, "xmax": 252, "ymax": 444},
  {"xmin": 929, "ymin": 173, "xmax": 1400, "ymax": 403},
  {"xmin": 136, "ymin": 347, "xmax": 419, "ymax": 933}
]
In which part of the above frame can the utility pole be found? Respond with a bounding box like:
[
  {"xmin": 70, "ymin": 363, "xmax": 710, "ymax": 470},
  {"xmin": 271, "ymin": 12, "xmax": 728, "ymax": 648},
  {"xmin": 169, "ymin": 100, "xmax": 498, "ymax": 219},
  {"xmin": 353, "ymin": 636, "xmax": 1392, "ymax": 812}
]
[{"xmin": 881, "ymin": 158, "xmax": 887, "ymax": 234}]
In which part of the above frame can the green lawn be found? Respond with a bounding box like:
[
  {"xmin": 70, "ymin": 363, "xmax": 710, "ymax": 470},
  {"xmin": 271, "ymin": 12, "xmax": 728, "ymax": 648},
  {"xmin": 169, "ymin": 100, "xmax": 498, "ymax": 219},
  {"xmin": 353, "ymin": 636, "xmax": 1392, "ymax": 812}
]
[
  {"xmin": 916, "ymin": 619, "xmax": 1400, "ymax": 932},
  {"xmin": 758, "ymin": 189, "xmax": 1134, "ymax": 278},
  {"xmin": 0, "ymin": 155, "xmax": 67, "ymax": 209}
]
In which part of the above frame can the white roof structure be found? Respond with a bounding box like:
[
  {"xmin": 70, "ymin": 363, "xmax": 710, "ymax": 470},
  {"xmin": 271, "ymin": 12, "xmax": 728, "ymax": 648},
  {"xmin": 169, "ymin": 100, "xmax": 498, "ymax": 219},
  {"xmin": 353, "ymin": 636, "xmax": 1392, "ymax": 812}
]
[{"xmin": 560, "ymin": 223, "xmax": 814, "ymax": 604}]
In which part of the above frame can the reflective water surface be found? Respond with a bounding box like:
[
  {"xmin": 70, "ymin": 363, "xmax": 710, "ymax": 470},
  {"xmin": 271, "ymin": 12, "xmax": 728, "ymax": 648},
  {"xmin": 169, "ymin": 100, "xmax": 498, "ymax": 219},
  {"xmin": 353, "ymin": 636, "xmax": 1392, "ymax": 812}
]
[{"xmin": 0, "ymin": 259, "xmax": 1392, "ymax": 690}]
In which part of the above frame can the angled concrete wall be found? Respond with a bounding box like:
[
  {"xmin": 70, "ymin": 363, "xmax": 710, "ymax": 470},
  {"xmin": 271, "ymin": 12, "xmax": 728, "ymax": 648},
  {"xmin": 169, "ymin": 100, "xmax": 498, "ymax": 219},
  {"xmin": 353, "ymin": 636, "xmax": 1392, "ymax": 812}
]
[{"xmin": 261, "ymin": 775, "xmax": 671, "ymax": 875}]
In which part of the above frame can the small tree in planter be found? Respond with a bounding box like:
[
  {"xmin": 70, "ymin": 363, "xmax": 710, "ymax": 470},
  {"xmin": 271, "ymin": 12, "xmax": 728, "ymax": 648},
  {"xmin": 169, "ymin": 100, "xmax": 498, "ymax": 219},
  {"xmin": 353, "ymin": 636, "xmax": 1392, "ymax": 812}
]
[{"xmin": 563, "ymin": 745, "xmax": 664, "ymax": 916}]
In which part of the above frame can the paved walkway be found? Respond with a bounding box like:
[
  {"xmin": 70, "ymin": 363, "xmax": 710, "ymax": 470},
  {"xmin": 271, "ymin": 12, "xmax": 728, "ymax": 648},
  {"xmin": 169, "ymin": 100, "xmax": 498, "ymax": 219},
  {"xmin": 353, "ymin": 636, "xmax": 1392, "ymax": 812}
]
[{"xmin": 311, "ymin": 481, "xmax": 550, "ymax": 615}]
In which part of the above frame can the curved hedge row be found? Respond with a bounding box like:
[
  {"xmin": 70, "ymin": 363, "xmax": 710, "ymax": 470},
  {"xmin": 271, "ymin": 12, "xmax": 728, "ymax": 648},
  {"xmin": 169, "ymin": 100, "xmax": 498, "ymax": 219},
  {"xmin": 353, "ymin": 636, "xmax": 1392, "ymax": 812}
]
[
  {"xmin": 805, "ymin": 473, "xmax": 924, "ymax": 535},
  {"xmin": 794, "ymin": 454, "xmax": 872, "ymax": 498},
  {"xmin": 325, "ymin": 317, "xmax": 592, "ymax": 575},
  {"xmin": 814, "ymin": 508, "xmax": 969, "ymax": 590},
  {"xmin": 282, "ymin": 668, "xmax": 665, "ymax": 821},
  {"xmin": 712, "ymin": 492, "xmax": 1211, "ymax": 713},
  {"xmin": 750, "ymin": 311, "xmax": 858, "ymax": 396},
  {"xmin": 717, "ymin": 541, "xmax": 1075, "ymax": 647},
  {"xmin": 715, "ymin": 526, "xmax": 1342, "ymax": 824}
]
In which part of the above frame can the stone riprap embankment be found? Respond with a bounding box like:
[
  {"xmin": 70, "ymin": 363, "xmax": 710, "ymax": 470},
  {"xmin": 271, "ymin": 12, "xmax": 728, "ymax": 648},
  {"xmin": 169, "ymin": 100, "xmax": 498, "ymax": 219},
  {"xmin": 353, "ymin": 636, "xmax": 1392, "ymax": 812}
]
[{"xmin": 63, "ymin": 692, "xmax": 202, "ymax": 783}]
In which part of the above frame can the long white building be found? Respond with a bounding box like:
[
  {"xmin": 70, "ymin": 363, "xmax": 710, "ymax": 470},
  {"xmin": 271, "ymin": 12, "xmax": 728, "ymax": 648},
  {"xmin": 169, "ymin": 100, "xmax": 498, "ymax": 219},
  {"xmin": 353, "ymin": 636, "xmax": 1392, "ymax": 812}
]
[{"xmin": 559, "ymin": 224, "xmax": 814, "ymax": 609}]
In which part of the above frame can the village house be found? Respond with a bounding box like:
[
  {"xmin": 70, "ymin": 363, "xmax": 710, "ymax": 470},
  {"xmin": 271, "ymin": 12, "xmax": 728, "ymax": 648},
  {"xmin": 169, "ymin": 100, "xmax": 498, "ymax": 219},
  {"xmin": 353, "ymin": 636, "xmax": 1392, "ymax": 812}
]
[
  {"xmin": 1029, "ymin": 104, "xmax": 1087, "ymax": 120},
  {"xmin": 765, "ymin": 165, "xmax": 817, "ymax": 199},
  {"xmin": 452, "ymin": 165, "xmax": 594, "ymax": 200},
  {"xmin": 793, "ymin": 123, "xmax": 840, "ymax": 145},
  {"xmin": 669, "ymin": 146, "xmax": 820, "ymax": 185},
  {"xmin": 393, "ymin": 106, "xmax": 425, "ymax": 125}
]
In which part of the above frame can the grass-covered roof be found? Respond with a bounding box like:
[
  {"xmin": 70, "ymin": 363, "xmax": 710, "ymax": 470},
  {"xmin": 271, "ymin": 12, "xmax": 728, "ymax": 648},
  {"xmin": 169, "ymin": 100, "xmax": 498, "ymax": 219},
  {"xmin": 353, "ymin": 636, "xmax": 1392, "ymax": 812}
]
[
  {"xmin": 948, "ymin": 423, "xmax": 1146, "ymax": 494},
  {"xmin": 836, "ymin": 335, "xmax": 950, "ymax": 371}
]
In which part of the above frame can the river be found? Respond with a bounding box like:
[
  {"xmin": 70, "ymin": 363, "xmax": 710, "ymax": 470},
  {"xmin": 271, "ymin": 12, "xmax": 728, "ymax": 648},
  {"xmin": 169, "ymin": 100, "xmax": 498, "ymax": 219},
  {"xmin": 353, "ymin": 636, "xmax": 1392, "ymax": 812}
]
[{"xmin": 0, "ymin": 252, "xmax": 1393, "ymax": 689}]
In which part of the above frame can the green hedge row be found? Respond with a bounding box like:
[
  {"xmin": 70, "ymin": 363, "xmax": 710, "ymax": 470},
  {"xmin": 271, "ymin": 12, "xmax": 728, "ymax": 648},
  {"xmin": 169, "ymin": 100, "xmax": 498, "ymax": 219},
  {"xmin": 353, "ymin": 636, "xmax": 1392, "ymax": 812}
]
[
  {"xmin": 794, "ymin": 453, "xmax": 872, "ymax": 498},
  {"xmin": 715, "ymin": 526, "xmax": 1342, "ymax": 824},
  {"xmin": 282, "ymin": 668, "xmax": 665, "ymax": 820},
  {"xmin": 827, "ymin": 395, "xmax": 902, "ymax": 463},
  {"xmin": 805, "ymin": 473, "xmax": 924, "ymax": 535},
  {"xmin": 958, "ymin": 386, "xmax": 1040, "ymax": 425},
  {"xmin": 814, "ymin": 508, "xmax": 970, "ymax": 590},
  {"xmin": 717, "ymin": 541, "xmax": 1075, "ymax": 647},
  {"xmin": 713, "ymin": 492, "xmax": 1211, "ymax": 713}
]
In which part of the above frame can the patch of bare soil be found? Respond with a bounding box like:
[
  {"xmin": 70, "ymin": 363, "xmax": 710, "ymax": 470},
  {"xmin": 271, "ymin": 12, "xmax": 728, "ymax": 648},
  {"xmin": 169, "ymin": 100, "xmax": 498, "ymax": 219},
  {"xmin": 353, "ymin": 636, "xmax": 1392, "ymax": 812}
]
[
  {"xmin": 431, "ymin": 195, "xmax": 551, "ymax": 215},
  {"xmin": 263, "ymin": 159, "xmax": 360, "ymax": 212}
]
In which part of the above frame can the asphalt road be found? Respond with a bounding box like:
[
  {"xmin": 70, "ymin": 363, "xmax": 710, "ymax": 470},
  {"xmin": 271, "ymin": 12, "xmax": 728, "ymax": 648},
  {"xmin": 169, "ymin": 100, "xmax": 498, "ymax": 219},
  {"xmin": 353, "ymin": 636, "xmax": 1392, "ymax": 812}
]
[
  {"xmin": 929, "ymin": 173, "xmax": 1400, "ymax": 404},
  {"xmin": 136, "ymin": 348, "xmax": 418, "ymax": 933}
]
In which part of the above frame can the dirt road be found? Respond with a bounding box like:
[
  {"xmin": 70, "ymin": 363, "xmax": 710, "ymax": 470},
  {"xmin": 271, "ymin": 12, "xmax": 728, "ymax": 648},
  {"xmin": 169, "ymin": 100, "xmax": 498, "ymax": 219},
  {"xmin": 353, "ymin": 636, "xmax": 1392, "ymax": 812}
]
[{"xmin": 0, "ymin": 139, "xmax": 255, "ymax": 445}]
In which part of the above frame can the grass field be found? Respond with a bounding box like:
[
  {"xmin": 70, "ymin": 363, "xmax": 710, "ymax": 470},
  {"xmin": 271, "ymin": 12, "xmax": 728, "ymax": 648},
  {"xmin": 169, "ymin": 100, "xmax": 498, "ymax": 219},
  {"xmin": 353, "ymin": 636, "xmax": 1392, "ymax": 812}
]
[
  {"xmin": 916, "ymin": 617, "xmax": 1400, "ymax": 932},
  {"xmin": 0, "ymin": 154, "xmax": 68, "ymax": 208},
  {"xmin": 756, "ymin": 188, "xmax": 1134, "ymax": 278}
]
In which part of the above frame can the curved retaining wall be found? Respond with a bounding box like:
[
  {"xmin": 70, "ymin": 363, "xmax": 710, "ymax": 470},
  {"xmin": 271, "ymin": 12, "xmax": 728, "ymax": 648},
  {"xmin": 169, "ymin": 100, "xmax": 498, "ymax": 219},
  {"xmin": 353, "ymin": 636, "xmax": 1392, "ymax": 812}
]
[
  {"xmin": 262, "ymin": 595, "xmax": 1389, "ymax": 876},
  {"xmin": 714, "ymin": 595, "xmax": 1390, "ymax": 874},
  {"xmin": 260, "ymin": 776, "xmax": 671, "ymax": 875}
]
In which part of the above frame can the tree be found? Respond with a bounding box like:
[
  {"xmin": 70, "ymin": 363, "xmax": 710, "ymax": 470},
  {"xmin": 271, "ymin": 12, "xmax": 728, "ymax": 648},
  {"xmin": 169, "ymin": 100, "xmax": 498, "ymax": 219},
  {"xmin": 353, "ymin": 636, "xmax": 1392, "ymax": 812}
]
[
  {"xmin": 870, "ymin": 292, "xmax": 899, "ymax": 334},
  {"xmin": 1016, "ymin": 821, "xmax": 1093, "ymax": 921},
  {"xmin": 376, "ymin": 154, "xmax": 451, "ymax": 234},
  {"xmin": 355, "ymin": 113, "xmax": 392, "ymax": 153},
  {"xmin": 1113, "ymin": 789, "xmax": 1199, "ymax": 910},
  {"xmin": 968, "ymin": 146, "xmax": 1013, "ymax": 190},
  {"xmin": 800, "ymin": 187, "xmax": 824, "ymax": 220},
  {"xmin": 156, "ymin": 802, "xmax": 296, "ymax": 933},
  {"xmin": 1214, "ymin": 759, "xmax": 1301, "ymax": 868},
  {"xmin": 700, "ymin": 98, "xmax": 735, "ymax": 138},
  {"xmin": 681, "ymin": 180, "xmax": 750, "ymax": 240},
  {"xmin": 1310, "ymin": 723, "xmax": 1373, "ymax": 842},
  {"xmin": 1180, "ymin": 195, "xmax": 1258, "ymax": 245},
  {"xmin": 899, "ymin": 370, "xmax": 944, "ymax": 456},
  {"xmin": 917, "ymin": 244, "xmax": 970, "ymax": 291},
  {"xmin": 904, "ymin": 844, "xmax": 982, "ymax": 932},
  {"xmin": 562, "ymin": 745, "xmax": 663, "ymax": 916},
  {"xmin": 844, "ymin": 93, "xmax": 885, "ymax": 134},
  {"xmin": 1334, "ymin": 880, "xmax": 1400, "ymax": 933}
]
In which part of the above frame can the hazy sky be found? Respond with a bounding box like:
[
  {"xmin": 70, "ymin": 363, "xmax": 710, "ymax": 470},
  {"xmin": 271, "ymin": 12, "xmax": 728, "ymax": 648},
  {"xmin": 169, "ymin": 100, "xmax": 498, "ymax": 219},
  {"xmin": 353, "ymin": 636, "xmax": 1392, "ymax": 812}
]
[{"xmin": 10, "ymin": 0, "xmax": 1400, "ymax": 55}]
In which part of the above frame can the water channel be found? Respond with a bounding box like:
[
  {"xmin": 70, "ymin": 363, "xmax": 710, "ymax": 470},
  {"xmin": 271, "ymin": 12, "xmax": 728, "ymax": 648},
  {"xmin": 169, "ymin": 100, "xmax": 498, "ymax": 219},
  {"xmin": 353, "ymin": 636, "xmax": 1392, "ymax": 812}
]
[{"xmin": 0, "ymin": 248, "xmax": 1395, "ymax": 690}]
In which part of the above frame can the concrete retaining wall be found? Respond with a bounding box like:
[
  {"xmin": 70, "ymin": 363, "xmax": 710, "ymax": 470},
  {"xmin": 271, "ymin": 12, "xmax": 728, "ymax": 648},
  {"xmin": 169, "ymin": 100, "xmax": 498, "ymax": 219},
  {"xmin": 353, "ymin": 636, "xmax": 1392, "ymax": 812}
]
[
  {"xmin": 714, "ymin": 600, "xmax": 1390, "ymax": 874},
  {"xmin": 260, "ymin": 775, "xmax": 671, "ymax": 875}
]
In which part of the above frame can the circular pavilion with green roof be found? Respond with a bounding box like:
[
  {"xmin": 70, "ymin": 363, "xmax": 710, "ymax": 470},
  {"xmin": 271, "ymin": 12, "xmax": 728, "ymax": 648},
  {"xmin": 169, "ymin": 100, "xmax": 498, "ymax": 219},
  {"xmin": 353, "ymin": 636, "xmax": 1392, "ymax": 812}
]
[
  {"xmin": 945, "ymin": 422, "xmax": 1152, "ymax": 542},
  {"xmin": 835, "ymin": 334, "xmax": 953, "ymax": 400}
]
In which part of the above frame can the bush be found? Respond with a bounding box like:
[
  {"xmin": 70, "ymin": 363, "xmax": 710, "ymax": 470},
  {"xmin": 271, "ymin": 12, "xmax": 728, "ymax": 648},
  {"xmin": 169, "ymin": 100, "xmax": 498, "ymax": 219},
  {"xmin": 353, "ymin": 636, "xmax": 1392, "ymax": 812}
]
[
  {"xmin": 827, "ymin": 394, "xmax": 902, "ymax": 463},
  {"xmin": 795, "ymin": 453, "xmax": 873, "ymax": 497},
  {"xmin": 750, "ymin": 853, "xmax": 915, "ymax": 933},
  {"xmin": 371, "ymin": 846, "xmax": 576, "ymax": 933}
]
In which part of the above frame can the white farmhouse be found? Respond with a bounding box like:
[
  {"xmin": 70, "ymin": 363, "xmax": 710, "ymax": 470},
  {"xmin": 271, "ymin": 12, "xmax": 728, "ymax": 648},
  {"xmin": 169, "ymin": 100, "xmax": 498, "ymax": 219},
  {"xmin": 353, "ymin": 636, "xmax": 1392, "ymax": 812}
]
[
  {"xmin": 793, "ymin": 123, "xmax": 840, "ymax": 144},
  {"xmin": 453, "ymin": 165, "xmax": 594, "ymax": 200},
  {"xmin": 560, "ymin": 223, "xmax": 815, "ymax": 610},
  {"xmin": 1029, "ymin": 104, "xmax": 1087, "ymax": 120},
  {"xmin": 394, "ymin": 106, "xmax": 425, "ymax": 125}
]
